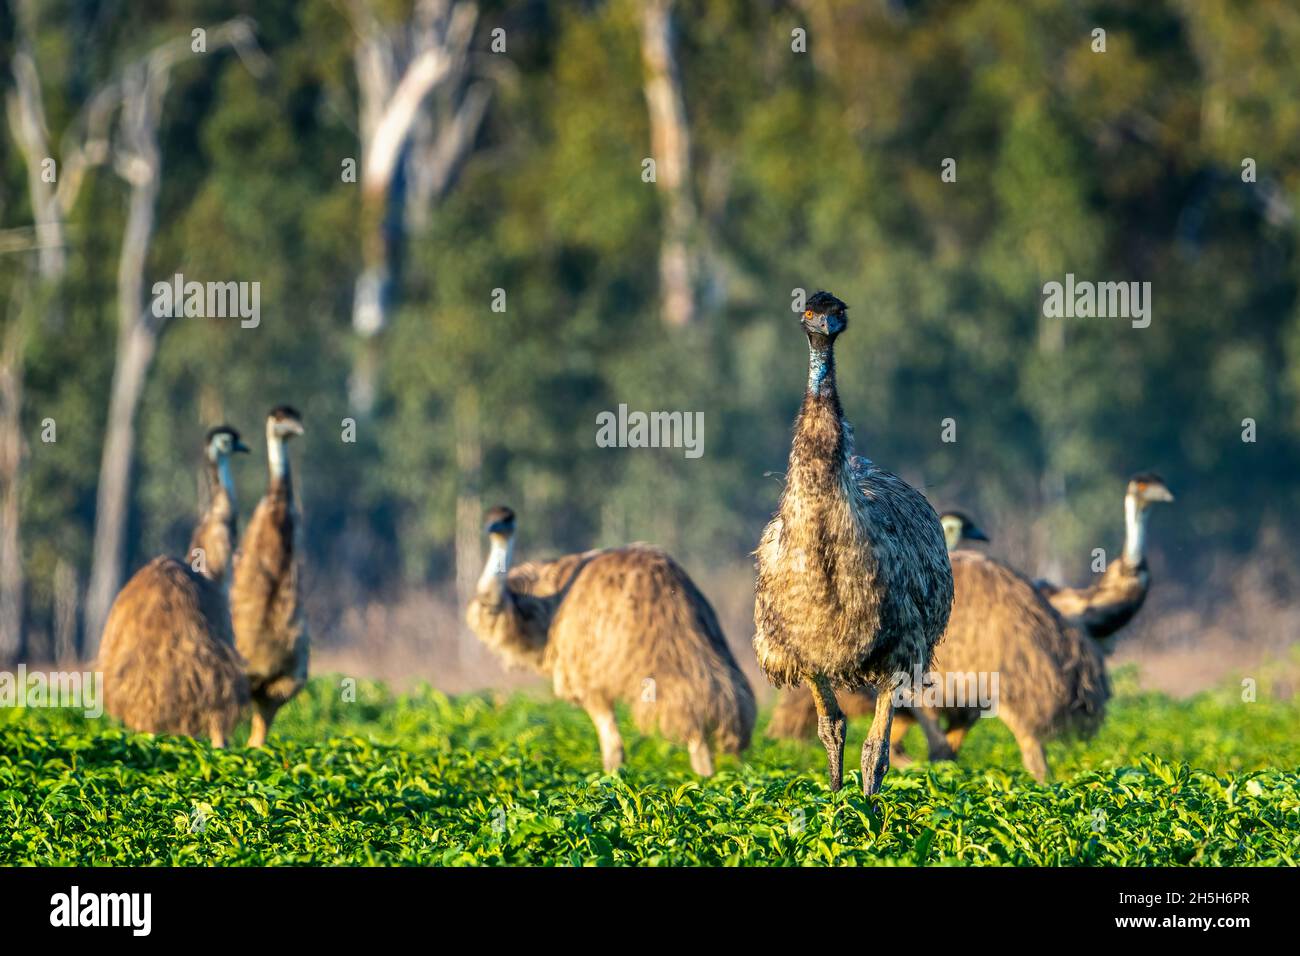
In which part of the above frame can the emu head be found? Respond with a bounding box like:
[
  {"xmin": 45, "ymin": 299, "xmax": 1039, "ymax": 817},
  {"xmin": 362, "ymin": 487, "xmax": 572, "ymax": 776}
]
[
  {"xmin": 1127, "ymin": 472, "xmax": 1174, "ymax": 508},
  {"xmin": 484, "ymin": 505, "xmax": 516, "ymax": 541},
  {"xmin": 939, "ymin": 510, "xmax": 989, "ymax": 552},
  {"xmin": 205, "ymin": 425, "xmax": 250, "ymax": 462},
  {"xmin": 800, "ymin": 291, "xmax": 848, "ymax": 342},
  {"xmin": 267, "ymin": 405, "xmax": 304, "ymax": 440}
]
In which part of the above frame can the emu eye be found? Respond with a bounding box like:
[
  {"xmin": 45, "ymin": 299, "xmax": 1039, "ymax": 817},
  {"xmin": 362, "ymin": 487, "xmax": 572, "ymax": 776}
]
[{"xmin": 804, "ymin": 309, "xmax": 814, "ymax": 319}]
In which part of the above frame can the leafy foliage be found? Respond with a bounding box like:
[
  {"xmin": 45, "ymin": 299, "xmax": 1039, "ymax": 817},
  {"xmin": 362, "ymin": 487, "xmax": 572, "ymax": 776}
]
[{"xmin": 3, "ymin": 675, "xmax": 1297, "ymax": 865}]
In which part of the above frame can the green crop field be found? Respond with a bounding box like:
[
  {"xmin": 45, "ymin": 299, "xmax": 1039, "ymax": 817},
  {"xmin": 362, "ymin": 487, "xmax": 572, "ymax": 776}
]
[{"xmin": 2, "ymin": 668, "xmax": 1298, "ymax": 866}]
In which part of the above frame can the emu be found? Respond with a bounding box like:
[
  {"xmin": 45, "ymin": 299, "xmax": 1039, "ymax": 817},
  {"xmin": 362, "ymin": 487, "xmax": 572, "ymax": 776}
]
[
  {"xmin": 97, "ymin": 426, "xmax": 251, "ymax": 746},
  {"xmin": 753, "ymin": 291, "xmax": 954, "ymax": 795},
  {"xmin": 1036, "ymin": 472, "xmax": 1174, "ymax": 644},
  {"xmin": 230, "ymin": 406, "xmax": 308, "ymax": 748},
  {"xmin": 767, "ymin": 508, "xmax": 986, "ymax": 745},
  {"xmin": 895, "ymin": 534, "xmax": 1108, "ymax": 782},
  {"xmin": 466, "ymin": 506, "xmax": 756, "ymax": 775},
  {"xmin": 770, "ymin": 510, "xmax": 1107, "ymax": 782}
]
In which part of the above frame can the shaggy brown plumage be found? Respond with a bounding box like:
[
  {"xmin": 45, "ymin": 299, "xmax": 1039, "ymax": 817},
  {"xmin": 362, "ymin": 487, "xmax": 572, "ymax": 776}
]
[
  {"xmin": 97, "ymin": 426, "xmax": 250, "ymax": 746},
  {"xmin": 1035, "ymin": 472, "xmax": 1174, "ymax": 644},
  {"xmin": 753, "ymin": 292, "xmax": 953, "ymax": 795},
  {"xmin": 230, "ymin": 406, "xmax": 308, "ymax": 747},
  {"xmin": 908, "ymin": 550, "xmax": 1108, "ymax": 780},
  {"xmin": 768, "ymin": 514, "xmax": 1109, "ymax": 781},
  {"xmin": 466, "ymin": 506, "xmax": 756, "ymax": 776},
  {"xmin": 100, "ymin": 558, "xmax": 249, "ymax": 743}
]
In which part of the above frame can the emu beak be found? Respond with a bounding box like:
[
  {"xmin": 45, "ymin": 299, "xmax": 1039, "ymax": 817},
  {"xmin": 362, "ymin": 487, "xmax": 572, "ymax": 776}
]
[
  {"xmin": 234, "ymin": 440, "xmax": 251, "ymax": 454},
  {"xmin": 800, "ymin": 311, "xmax": 846, "ymax": 337},
  {"xmin": 966, "ymin": 526, "xmax": 989, "ymax": 542}
]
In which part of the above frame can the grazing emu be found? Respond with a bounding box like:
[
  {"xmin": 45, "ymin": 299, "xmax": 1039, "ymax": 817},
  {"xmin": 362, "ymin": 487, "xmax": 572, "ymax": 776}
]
[
  {"xmin": 1036, "ymin": 472, "xmax": 1174, "ymax": 645},
  {"xmin": 230, "ymin": 406, "xmax": 308, "ymax": 748},
  {"xmin": 897, "ymin": 549, "xmax": 1108, "ymax": 781},
  {"xmin": 466, "ymin": 506, "xmax": 755, "ymax": 775},
  {"xmin": 98, "ymin": 426, "xmax": 251, "ymax": 746},
  {"xmin": 768, "ymin": 509, "xmax": 1108, "ymax": 781},
  {"xmin": 753, "ymin": 291, "xmax": 954, "ymax": 795}
]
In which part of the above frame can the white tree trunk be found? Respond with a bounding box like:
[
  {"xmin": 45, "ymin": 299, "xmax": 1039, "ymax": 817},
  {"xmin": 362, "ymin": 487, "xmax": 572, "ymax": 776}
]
[
  {"xmin": 453, "ymin": 387, "xmax": 483, "ymax": 668},
  {"xmin": 347, "ymin": 0, "xmax": 485, "ymax": 416},
  {"xmin": 0, "ymin": 313, "xmax": 27, "ymax": 663},
  {"xmin": 82, "ymin": 315, "xmax": 161, "ymax": 650},
  {"xmin": 641, "ymin": 0, "xmax": 700, "ymax": 328}
]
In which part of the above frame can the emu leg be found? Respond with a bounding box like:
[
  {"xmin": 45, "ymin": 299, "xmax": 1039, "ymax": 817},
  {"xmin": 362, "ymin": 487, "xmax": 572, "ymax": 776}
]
[
  {"xmin": 860, "ymin": 687, "xmax": 895, "ymax": 797},
  {"xmin": 807, "ymin": 675, "xmax": 846, "ymax": 792},
  {"xmin": 889, "ymin": 709, "xmax": 915, "ymax": 766},
  {"xmin": 1015, "ymin": 733, "xmax": 1049, "ymax": 783},
  {"xmin": 587, "ymin": 703, "xmax": 624, "ymax": 773},
  {"xmin": 247, "ymin": 698, "xmax": 279, "ymax": 749},
  {"xmin": 687, "ymin": 737, "xmax": 715, "ymax": 776},
  {"xmin": 1002, "ymin": 709, "xmax": 1049, "ymax": 782},
  {"xmin": 945, "ymin": 723, "xmax": 970, "ymax": 754},
  {"xmin": 209, "ymin": 715, "xmax": 226, "ymax": 750},
  {"xmin": 913, "ymin": 708, "xmax": 957, "ymax": 761}
]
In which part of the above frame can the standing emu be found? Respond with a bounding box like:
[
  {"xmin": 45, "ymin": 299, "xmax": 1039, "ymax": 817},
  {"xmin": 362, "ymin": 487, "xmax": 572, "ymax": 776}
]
[
  {"xmin": 770, "ymin": 509, "xmax": 1108, "ymax": 781},
  {"xmin": 753, "ymin": 291, "xmax": 954, "ymax": 795},
  {"xmin": 97, "ymin": 426, "xmax": 251, "ymax": 746},
  {"xmin": 1036, "ymin": 472, "xmax": 1174, "ymax": 645},
  {"xmin": 231, "ymin": 406, "xmax": 308, "ymax": 748},
  {"xmin": 466, "ymin": 506, "xmax": 756, "ymax": 775},
  {"xmin": 767, "ymin": 508, "xmax": 988, "ymax": 744}
]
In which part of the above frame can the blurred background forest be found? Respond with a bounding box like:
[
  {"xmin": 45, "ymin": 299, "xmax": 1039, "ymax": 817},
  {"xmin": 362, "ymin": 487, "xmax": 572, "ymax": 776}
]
[{"xmin": 1, "ymin": 0, "xmax": 1297, "ymax": 694}]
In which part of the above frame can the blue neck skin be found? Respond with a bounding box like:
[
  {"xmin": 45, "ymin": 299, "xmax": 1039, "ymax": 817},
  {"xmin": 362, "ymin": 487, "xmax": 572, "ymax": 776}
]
[{"xmin": 807, "ymin": 338, "xmax": 836, "ymax": 397}]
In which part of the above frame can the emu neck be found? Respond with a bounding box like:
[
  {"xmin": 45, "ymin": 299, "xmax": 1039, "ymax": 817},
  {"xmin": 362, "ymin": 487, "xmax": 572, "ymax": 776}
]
[
  {"xmin": 191, "ymin": 455, "xmax": 237, "ymax": 584},
  {"xmin": 477, "ymin": 534, "xmax": 515, "ymax": 606},
  {"xmin": 788, "ymin": 336, "xmax": 847, "ymax": 491},
  {"xmin": 207, "ymin": 455, "xmax": 236, "ymax": 530},
  {"xmin": 1123, "ymin": 494, "xmax": 1147, "ymax": 566},
  {"xmin": 267, "ymin": 431, "xmax": 292, "ymax": 496},
  {"xmin": 807, "ymin": 335, "xmax": 836, "ymax": 398}
]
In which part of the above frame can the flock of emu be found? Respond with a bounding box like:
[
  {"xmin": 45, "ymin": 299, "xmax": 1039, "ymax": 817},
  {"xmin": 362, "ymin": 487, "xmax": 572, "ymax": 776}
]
[{"xmin": 97, "ymin": 291, "xmax": 1172, "ymax": 795}]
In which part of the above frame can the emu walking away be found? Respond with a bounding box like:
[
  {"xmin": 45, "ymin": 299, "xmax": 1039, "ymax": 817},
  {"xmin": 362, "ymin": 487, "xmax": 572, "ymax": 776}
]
[
  {"xmin": 466, "ymin": 506, "xmax": 755, "ymax": 776},
  {"xmin": 753, "ymin": 291, "xmax": 954, "ymax": 796},
  {"xmin": 97, "ymin": 426, "xmax": 251, "ymax": 746},
  {"xmin": 231, "ymin": 406, "xmax": 308, "ymax": 748}
]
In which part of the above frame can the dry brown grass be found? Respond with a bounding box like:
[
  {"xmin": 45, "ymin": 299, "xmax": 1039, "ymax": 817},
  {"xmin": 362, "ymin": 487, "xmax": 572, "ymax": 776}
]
[{"xmin": 292, "ymin": 531, "xmax": 1300, "ymax": 701}]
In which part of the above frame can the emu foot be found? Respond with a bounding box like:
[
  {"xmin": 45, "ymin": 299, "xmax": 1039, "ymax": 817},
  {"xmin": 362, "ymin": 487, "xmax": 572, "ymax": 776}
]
[
  {"xmin": 817, "ymin": 714, "xmax": 847, "ymax": 791},
  {"xmin": 861, "ymin": 735, "xmax": 890, "ymax": 797}
]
